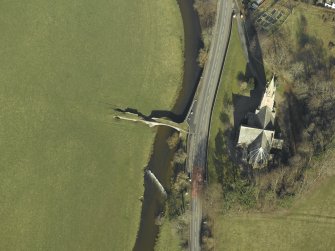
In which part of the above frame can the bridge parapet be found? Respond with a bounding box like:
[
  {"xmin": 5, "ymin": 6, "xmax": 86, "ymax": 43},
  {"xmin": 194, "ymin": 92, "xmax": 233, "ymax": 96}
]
[{"xmin": 113, "ymin": 111, "xmax": 189, "ymax": 133}]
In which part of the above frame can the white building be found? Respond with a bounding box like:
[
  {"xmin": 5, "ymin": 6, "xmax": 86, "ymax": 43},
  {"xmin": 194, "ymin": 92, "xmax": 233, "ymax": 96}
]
[{"xmin": 325, "ymin": 1, "xmax": 335, "ymax": 9}]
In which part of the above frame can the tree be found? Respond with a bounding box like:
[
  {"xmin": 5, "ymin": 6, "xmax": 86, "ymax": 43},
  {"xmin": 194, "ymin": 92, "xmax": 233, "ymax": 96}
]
[
  {"xmin": 167, "ymin": 132, "xmax": 180, "ymax": 149},
  {"xmin": 194, "ymin": 0, "xmax": 217, "ymax": 51},
  {"xmin": 173, "ymin": 173, "xmax": 189, "ymax": 194},
  {"xmin": 174, "ymin": 148, "xmax": 187, "ymax": 164},
  {"xmin": 290, "ymin": 61, "xmax": 305, "ymax": 80},
  {"xmin": 194, "ymin": 0, "xmax": 217, "ymax": 30},
  {"xmin": 202, "ymin": 236, "xmax": 214, "ymax": 251},
  {"xmin": 198, "ymin": 48, "xmax": 208, "ymax": 67}
]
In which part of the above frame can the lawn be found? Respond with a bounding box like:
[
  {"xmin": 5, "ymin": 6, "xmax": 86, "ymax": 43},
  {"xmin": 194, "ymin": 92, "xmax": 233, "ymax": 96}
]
[
  {"xmin": 207, "ymin": 20, "xmax": 248, "ymax": 181},
  {"xmin": 214, "ymin": 174, "xmax": 335, "ymax": 250},
  {"xmin": 280, "ymin": 2, "xmax": 335, "ymax": 57},
  {"xmin": 0, "ymin": 0, "xmax": 183, "ymax": 250}
]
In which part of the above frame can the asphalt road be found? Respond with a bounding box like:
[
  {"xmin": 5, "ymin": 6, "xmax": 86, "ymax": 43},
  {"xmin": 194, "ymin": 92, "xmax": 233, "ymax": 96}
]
[{"xmin": 187, "ymin": 0, "xmax": 234, "ymax": 250}]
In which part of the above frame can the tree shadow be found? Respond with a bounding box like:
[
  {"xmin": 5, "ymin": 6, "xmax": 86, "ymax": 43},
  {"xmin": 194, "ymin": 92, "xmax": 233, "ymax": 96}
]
[
  {"xmin": 114, "ymin": 107, "xmax": 185, "ymax": 123},
  {"xmin": 219, "ymin": 112, "xmax": 230, "ymax": 124},
  {"xmin": 236, "ymin": 71, "xmax": 245, "ymax": 81},
  {"xmin": 232, "ymin": 74, "xmax": 264, "ymax": 130},
  {"xmin": 114, "ymin": 107, "xmax": 153, "ymax": 121},
  {"xmin": 244, "ymin": 21, "xmax": 267, "ymax": 86},
  {"xmin": 295, "ymin": 14, "xmax": 327, "ymax": 79},
  {"xmin": 229, "ymin": 18, "xmax": 268, "ymax": 129},
  {"xmin": 150, "ymin": 110, "xmax": 184, "ymax": 123}
]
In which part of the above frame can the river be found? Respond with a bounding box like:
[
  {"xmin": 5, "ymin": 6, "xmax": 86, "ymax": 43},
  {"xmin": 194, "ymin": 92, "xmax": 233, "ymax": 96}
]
[{"xmin": 133, "ymin": 0, "xmax": 202, "ymax": 250}]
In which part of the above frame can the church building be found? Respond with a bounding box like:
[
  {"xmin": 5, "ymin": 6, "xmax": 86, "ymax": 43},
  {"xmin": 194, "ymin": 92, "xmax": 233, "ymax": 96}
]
[{"xmin": 237, "ymin": 76, "xmax": 283, "ymax": 168}]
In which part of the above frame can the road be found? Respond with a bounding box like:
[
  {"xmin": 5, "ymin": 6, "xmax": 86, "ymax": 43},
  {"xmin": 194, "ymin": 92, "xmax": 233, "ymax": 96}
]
[{"xmin": 187, "ymin": 0, "xmax": 234, "ymax": 250}]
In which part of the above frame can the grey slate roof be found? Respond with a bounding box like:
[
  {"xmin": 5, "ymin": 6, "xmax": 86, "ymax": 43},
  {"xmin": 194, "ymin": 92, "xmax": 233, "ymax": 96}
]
[
  {"xmin": 248, "ymin": 131, "xmax": 271, "ymax": 152},
  {"xmin": 237, "ymin": 126, "xmax": 274, "ymax": 146},
  {"xmin": 248, "ymin": 131, "xmax": 271, "ymax": 165},
  {"xmin": 246, "ymin": 106, "xmax": 275, "ymax": 130},
  {"xmin": 256, "ymin": 106, "xmax": 275, "ymax": 129}
]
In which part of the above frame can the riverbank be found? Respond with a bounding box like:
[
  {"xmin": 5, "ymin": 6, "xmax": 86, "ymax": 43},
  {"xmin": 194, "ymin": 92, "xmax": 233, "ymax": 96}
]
[
  {"xmin": 133, "ymin": 0, "xmax": 203, "ymax": 250},
  {"xmin": 171, "ymin": 0, "xmax": 203, "ymax": 118},
  {"xmin": 133, "ymin": 127, "xmax": 177, "ymax": 251}
]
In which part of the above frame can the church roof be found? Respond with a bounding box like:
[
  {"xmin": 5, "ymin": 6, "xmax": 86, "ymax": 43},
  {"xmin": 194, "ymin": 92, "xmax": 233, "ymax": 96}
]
[
  {"xmin": 237, "ymin": 126, "xmax": 274, "ymax": 146},
  {"xmin": 248, "ymin": 131, "xmax": 271, "ymax": 152},
  {"xmin": 259, "ymin": 76, "xmax": 276, "ymax": 110},
  {"xmin": 248, "ymin": 131, "xmax": 271, "ymax": 166},
  {"xmin": 256, "ymin": 106, "xmax": 275, "ymax": 129},
  {"xmin": 247, "ymin": 106, "xmax": 275, "ymax": 129}
]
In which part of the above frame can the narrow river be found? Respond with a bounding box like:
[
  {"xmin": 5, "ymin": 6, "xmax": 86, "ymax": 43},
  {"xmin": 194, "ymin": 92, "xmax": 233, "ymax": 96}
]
[{"xmin": 133, "ymin": 0, "xmax": 202, "ymax": 250}]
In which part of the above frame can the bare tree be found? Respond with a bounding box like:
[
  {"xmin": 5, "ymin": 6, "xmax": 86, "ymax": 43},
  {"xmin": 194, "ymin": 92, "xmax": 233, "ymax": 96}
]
[
  {"xmin": 290, "ymin": 61, "xmax": 305, "ymax": 80},
  {"xmin": 198, "ymin": 48, "xmax": 208, "ymax": 67},
  {"xmin": 167, "ymin": 131, "xmax": 180, "ymax": 149}
]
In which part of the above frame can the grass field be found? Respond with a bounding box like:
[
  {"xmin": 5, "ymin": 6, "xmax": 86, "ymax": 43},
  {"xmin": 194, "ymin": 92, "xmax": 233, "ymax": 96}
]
[
  {"xmin": 155, "ymin": 219, "xmax": 183, "ymax": 251},
  {"xmin": 207, "ymin": 20, "xmax": 248, "ymax": 181},
  {"xmin": 0, "ymin": 0, "xmax": 183, "ymax": 250},
  {"xmin": 282, "ymin": 3, "xmax": 335, "ymax": 57},
  {"xmin": 214, "ymin": 173, "xmax": 335, "ymax": 250}
]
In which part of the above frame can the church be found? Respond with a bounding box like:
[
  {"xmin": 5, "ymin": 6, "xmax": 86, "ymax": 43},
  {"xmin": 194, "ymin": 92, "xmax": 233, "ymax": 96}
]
[{"xmin": 237, "ymin": 76, "xmax": 283, "ymax": 168}]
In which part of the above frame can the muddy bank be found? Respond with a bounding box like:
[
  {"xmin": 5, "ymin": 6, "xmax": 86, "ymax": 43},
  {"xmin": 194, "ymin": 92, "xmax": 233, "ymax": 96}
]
[
  {"xmin": 173, "ymin": 0, "xmax": 203, "ymax": 117},
  {"xmin": 133, "ymin": 127, "xmax": 175, "ymax": 251},
  {"xmin": 150, "ymin": 0, "xmax": 203, "ymax": 123}
]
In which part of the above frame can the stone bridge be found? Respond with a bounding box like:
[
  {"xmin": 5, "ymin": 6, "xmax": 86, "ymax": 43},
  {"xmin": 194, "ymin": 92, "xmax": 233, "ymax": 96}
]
[{"xmin": 113, "ymin": 113, "xmax": 188, "ymax": 133}]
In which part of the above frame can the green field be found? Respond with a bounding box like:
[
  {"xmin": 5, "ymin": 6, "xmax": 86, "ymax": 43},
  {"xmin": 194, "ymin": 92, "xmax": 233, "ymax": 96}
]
[
  {"xmin": 0, "ymin": 1, "xmax": 183, "ymax": 250},
  {"xmin": 155, "ymin": 219, "xmax": 183, "ymax": 251},
  {"xmin": 283, "ymin": 3, "xmax": 335, "ymax": 57},
  {"xmin": 214, "ymin": 173, "xmax": 335, "ymax": 250}
]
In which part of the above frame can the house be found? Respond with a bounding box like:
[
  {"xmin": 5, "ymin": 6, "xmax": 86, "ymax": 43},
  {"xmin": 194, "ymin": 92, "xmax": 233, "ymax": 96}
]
[
  {"xmin": 236, "ymin": 76, "xmax": 283, "ymax": 169},
  {"xmin": 325, "ymin": 0, "xmax": 335, "ymax": 9}
]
